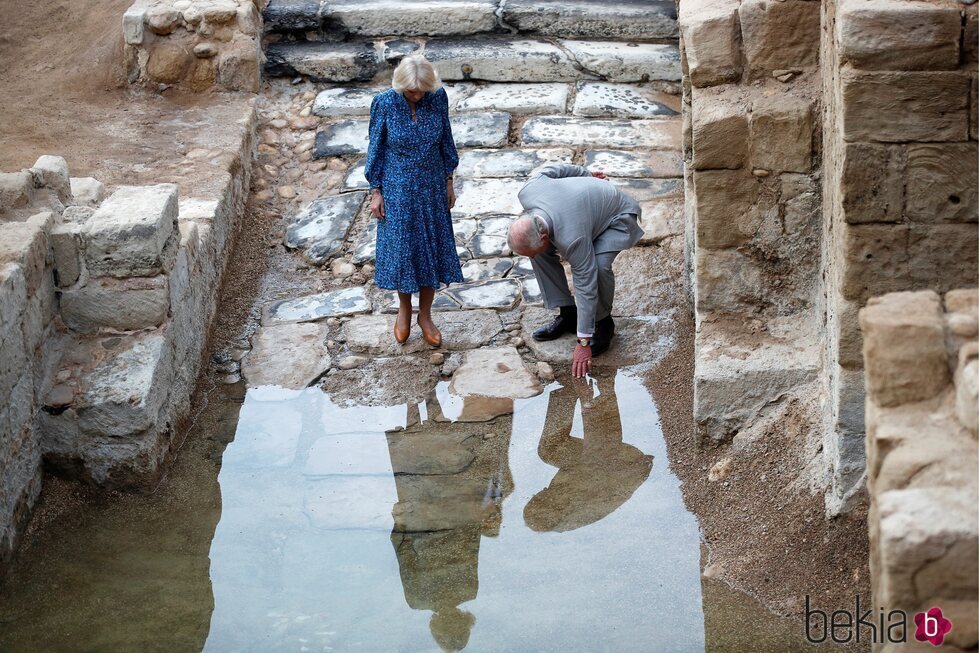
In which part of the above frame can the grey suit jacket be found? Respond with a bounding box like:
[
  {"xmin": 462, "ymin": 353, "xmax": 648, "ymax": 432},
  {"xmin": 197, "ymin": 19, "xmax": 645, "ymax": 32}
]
[{"xmin": 517, "ymin": 163, "xmax": 644, "ymax": 335}]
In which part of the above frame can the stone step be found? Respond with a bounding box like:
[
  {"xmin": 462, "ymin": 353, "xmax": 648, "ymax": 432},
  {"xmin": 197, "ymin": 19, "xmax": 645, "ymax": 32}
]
[
  {"xmin": 314, "ymin": 112, "xmax": 510, "ymax": 157},
  {"xmin": 265, "ymin": 37, "xmax": 681, "ymax": 84},
  {"xmin": 521, "ymin": 116, "xmax": 682, "ymax": 149},
  {"xmin": 264, "ymin": 0, "xmax": 677, "ymax": 41},
  {"xmin": 693, "ymin": 314, "xmax": 821, "ymax": 443}
]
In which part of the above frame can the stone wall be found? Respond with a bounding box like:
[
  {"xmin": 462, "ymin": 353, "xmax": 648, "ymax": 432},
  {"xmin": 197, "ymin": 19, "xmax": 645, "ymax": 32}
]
[
  {"xmin": 124, "ymin": 0, "xmax": 265, "ymax": 91},
  {"xmin": 821, "ymin": 0, "xmax": 979, "ymax": 514},
  {"xmin": 0, "ymin": 107, "xmax": 255, "ymax": 569},
  {"xmin": 861, "ymin": 288, "xmax": 977, "ymax": 653},
  {"xmin": 679, "ymin": 0, "xmax": 824, "ymax": 444}
]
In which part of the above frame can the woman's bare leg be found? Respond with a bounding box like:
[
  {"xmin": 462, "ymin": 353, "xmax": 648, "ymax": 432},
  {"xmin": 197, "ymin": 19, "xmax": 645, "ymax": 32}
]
[
  {"xmin": 397, "ymin": 292, "xmax": 413, "ymax": 332},
  {"xmin": 417, "ymin": 287, "xmax": 436, "ymax": 329}
]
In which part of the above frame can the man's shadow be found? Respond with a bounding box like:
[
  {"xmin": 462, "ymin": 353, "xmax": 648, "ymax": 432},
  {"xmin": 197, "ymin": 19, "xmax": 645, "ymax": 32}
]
[
  {"xmin": 524, "ymin": 373, "xmax": 654, "ymax": 533},
  {"xmin": 387, "ymin": 393, "xmax": 514, "ymax": 652}
]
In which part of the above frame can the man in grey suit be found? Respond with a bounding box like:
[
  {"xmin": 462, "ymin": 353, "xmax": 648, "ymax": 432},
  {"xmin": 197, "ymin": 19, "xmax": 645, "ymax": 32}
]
[{"xmin": 508, "ymin": 163, "xmax": 643, "ymax": 378}]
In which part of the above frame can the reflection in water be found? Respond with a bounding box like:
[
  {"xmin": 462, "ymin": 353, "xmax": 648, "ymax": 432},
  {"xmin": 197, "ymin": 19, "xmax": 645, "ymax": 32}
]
[
  {"xmin": 389, "ymin": 394, "xmax": 514, "ymax": 651},
  {"xmin": 0, "ymin": 369, "xmax": 847, "ymax": 652},
  {"xmin": 525, "ymin": 374, "xmax": 653, "ymax": 533}
]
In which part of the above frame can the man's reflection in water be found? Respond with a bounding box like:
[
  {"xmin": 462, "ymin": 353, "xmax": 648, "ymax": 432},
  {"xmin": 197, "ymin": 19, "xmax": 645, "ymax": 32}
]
[
  {"xmin": 387, "ymin": 393, "xmax": 514, "ymax": 652},
  {"xmin": 524, "ymin": 372, "xmax": 653, "ymax": 532}
]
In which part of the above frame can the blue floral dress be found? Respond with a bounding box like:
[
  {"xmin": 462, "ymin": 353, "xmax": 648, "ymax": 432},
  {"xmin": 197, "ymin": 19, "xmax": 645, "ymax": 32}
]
[{"xmin": 364, "ymin": 86, "xmax": 464, "ymax": 294}]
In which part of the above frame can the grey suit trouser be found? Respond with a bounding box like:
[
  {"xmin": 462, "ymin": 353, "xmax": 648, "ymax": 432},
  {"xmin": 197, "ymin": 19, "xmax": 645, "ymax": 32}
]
[{"xmin": 531, "ymin": 214, "xmax": 638, "ymax": 326}]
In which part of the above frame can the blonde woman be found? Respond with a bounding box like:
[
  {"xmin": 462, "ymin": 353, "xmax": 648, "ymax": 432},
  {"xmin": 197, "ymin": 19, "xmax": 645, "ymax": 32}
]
[{"xmin": 364, "ymin": 54, "xmax": 463, "ymax": 347}]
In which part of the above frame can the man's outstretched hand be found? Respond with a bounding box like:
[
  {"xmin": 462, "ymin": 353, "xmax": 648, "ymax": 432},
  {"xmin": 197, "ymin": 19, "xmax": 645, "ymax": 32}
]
[
  {"xmin": 572, "ymin": 344, "xmax": 592, "ymax": 378},
  {"xmin": 591, "ymin": 171, "xmax": 608, "ymax": 179}
]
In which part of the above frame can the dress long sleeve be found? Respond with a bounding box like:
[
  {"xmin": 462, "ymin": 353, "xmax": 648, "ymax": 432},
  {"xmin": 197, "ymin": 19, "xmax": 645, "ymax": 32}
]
[
  {"xmin": 437, "ymin": 87, "xmax": 459, "ymax": 176},
  {"xmin": 364, "ymin": 93, "xmax": 386, "ymax": 190}
]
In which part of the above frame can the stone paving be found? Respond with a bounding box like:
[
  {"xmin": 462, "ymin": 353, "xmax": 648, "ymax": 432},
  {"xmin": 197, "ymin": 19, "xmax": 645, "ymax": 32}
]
[{"xmin": 241, "ymin": 70, "xmax": 685, "ymax": 403}]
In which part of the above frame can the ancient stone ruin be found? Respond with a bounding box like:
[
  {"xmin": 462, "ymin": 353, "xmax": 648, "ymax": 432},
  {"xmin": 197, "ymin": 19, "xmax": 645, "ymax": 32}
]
[{"xmin": 0, "ymin": 0, "xmax": 976, "ymax": 648}]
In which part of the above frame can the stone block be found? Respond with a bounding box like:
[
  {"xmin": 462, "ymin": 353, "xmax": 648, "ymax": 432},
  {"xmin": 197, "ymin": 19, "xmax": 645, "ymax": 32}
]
[
  {"xmin": 264, "ymin": 41, "xmax": 378, "ymax": 82},
  {"xmin": 875, "ymin": 488, "xmax": 978, "ymax": 611},
  {"xmin": 859, "ymin": 290, "xmax": 950, "ymax": 407},
  {"xmin": 75, "ymin": 332, "xmax": 172, "ymax": 438},
  {"xmin": 946, "ymin": 288, "xmax": 979, "ymax": 316},
  {"xmin": 693, "ymin": 169, "xmax": 759, "ymax": 249},
  {"xmin": 50, "ymin": 223, "xmax": 83, "ymax": 288},
  {"xmin": 521, "ymin": 116, "xmax": 682, "ymax": 149},
  {"xmin": 0, "ymin": 171, "xmax": 33, "ymax": 215},
  {"xmin": 835, "ymin": 297, "xmax": 864, "ymax": 370},
  {"xmin": 284, "ymin": 192, "xmax": 364, "ymax": 264},
  {"xmin": 263, "ymin": 287, "xmax": 370, "ymax": 325},
  {"xmin": 678, "ymin": 0, "xmax": 742, "ymax": 87},
  {"xmin": 832, "ymin": 365, "xmax": 866, "ymax": 441},
  {"xmin": 571, "ymin": 82, "xmax": 678, "ymax": 119},
  {"xmin": 905, "ymin": 143, "xmax": 978, "ymax": 224},
  {"xmin": 123, "ymin": 2, "xmax": 147, "ymax": 45},
  {"xmin": 502, "ymin": 0, "xmax": 678, "ymax": 40},
  {"xmin": 0, "ymin": 222, "xmax": 47, "ymax": 295},
  {"xmin": 242, "ymin": 322, "xmax": 331, "ymax": 390},
  {"xmin": 840, "ymin": 143, "xmax": 904, "ymax": 224},
  {"xmin": 146, "ymin": 42, "xmax": 194, "ymax": 85},
  {"xmin": 908, "ymin": 224, "xmax": 979, "ymax": 293},
  {"xmin": 956, "ymin": 348, "xmax": 978, "ymax": 436},
  {"xmin": 69, "ymin": 177, "xmax": 105, "ymax": 207},
  {"xmin": 325, "ymin": 0, "xmax": 499, "ymax": 37},
  {"xmin": 560, "ymin": 41, "xmax": 681, "ymax": 83},
  {"xmin": 584, "ymin": 149, "xmax": 683, "ymax": 178},
  {"xmin": 30, "ymin": 155, "xmax": 71, "ymax": 203},
  {"xmin": 739, "ymin": 0, "xmax": 819, "ymax": 78},
  {"xmin": 749, "ymin": 95, "xmax": 812, "ymax": 173},
  {"xmin": 841, "ymin": 70, "xmax": 970, "ymax": 143},
  {"xmin": 59, "ymin": 276, "xmax": 169, "ymax": 333},
  {"xmin": 690, "ymin": 91, "xmax": 747, "ymax": 170},
  {"xmin": 218, "ymin": 37, "xmax": 261, "ymax": 92},
  {"xmin": 262, "ymin": 0, "xmax": 322, "ymax": 32},
  {"xmin": 84, "ymin": 184, "xmax": 178, "ymax": 278},
  {"xmin": 458, "ymin": 83, "xmax": 569, "ymax": 115},
  {"xmin": 425, "ymin": 37, "xmax": 576, "ymax": 82},
  {"xmin": 837, "ymin": 0, "xmax": 961, "ymax": 71},
  {"xmin": 449, "ymin": 346, "xmax": 542, "ymax": 400},
  {"xmin": 694, "ymin": 248, "xmax": 763, "ymax": 313},
  {"xmin": 839, "ymin": 223, "xmax": 910, "ymax": 302}
]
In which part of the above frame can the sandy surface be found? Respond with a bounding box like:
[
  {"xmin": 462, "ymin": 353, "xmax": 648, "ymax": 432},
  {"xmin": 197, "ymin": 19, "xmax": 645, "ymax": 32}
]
[{"xmin": 0, "ymin": 0, "xmax": 254, "ymax": 196}]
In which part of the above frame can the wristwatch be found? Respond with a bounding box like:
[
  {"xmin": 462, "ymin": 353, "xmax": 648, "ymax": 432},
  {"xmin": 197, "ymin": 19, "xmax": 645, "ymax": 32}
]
[{"xmin": 577, "ymin": 337, "xmax": 592, "ymax": 347}]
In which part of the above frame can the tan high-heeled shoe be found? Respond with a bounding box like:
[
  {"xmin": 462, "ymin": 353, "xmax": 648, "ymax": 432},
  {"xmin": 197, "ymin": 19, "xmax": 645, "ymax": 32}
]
[
  {"xmin": 394, "ymin": 315, "xmax": 410, "ymax": 344},
  {"xmin": 418, "ymin": 320, "xmax": 441, "ymax": 347}
]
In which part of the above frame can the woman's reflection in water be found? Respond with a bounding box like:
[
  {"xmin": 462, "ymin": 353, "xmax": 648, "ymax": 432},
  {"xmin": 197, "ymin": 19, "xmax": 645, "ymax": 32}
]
[{"xmin": 387, "ymin": 392, "xmax": 514, "ymax": 652}]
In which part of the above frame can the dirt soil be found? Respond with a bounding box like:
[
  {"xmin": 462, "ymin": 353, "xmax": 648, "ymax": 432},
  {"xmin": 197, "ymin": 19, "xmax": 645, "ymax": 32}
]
[
  {"xmin": 644, "ymin": 310, "xmax": 871, "ymax": 639},
  {"xmin": 0, "ymin": 0, "xmax": 253, "ymax": 196}
]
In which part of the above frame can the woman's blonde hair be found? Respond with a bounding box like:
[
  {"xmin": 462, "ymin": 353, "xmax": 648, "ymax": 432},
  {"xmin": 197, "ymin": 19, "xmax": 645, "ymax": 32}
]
[{"xmin": 392, "ymin": 54, "xmax": 442, "ymax": 94}]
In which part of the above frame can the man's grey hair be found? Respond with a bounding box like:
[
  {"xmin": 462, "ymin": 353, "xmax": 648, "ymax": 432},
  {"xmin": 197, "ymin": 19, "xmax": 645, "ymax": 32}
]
[{"xmin": 508, "ymin": 211, "xmax": 549, "ymax": 253}]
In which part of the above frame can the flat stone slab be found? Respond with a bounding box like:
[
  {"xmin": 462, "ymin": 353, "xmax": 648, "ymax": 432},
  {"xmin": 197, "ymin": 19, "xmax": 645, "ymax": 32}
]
[
  {"xmin": 344, "ymin": 309, "xmax": 503, "ymax": 354},
  {"xmin": 572, "ymin": 82, "xmax": 681, "ymax": 118},
  {"xmin": 456, "ymin": 148, "xmax": 573, "ymax": 178},
  {"xmin": 323, "ymin": 0, "xmax": 499, "ymax": 37},
  {"xmin": 468, "ymin": 235, "xmax": 509, "ymax": 258},
  {"xmin": 351, "ymin": 220, "xmax": 376, "ymax": 263},
  {"xmin": 242, "ymin": 322, "xmax": 331, "ymax": 389},
  {"xmin": 313, "ymin": 86, "xmax": 388, "ymax": 117},
  {"xmin": 425, "ymin": 37, "xmax": 581, "ymax": 82},
  {"xmin": 638, "ymin": 196, "xmax": 684, "ymax": 245},
  {"xmin": 449, "ymin": 346, "xmax": 543, "ymax": 399},
  {"xmin": 378, "ymin": 290, "xmax": 461, "ymax": 312},
  {"xmin": 585, "ymin": 149, "xmax": 683, "ymax": 178},
  {"xmin": 611, "ymin": 177, "xmax": 682, "ymax": 202},
  {"xmin": 315, "ymin": 112, "xmax": 509, "ymax": 156},
  {"xmin": 561, "ymin": 40, "xmax": 681, "ymax": 82},
  {"xmin": 315, "ymin": 120, "xmax": 370, "ymax": 157},
  {"xmin": 284, "ymin": 192, "xmax": 365, "ymax": 263},
  {"xmin": 386, "ymin": 430, "xmax": 480, "ymax": 475},
  {"xmin": 445, "ymin": 278, "xmax": 521, "ymax": 309},
  {"xmin": 341, "ymin": 158, "xmax": 368, "ymax": 191},
  {"xmin": 263, "ymin": 0, "xmax": 322, "ymax": 32},
  {"xmin": 449, "ymin": 112, "xmax": 511, "ymax": 148},
  {"xmin": 456, "ymin": 83, "xmax": 570, "ymax": 114},
  {"xmin": 451, "ymin": 178, "xmax": 524, "ymax": 218},
  {"xmin": 263, "ymin": 286, "xmax": 371, "ymax": 325},
  {"xmin": 265, "ymin": 41, "xmax": 379, "ymax": 82},
  {"xmin": 442, "ymin": 82, "xmax": 477, "ymax": 107},
  {"xmin": 453, "ymin": 218, "xmax": 478, "ymax": 245},
  {"xmin": 461, "ymin": 257, "xmax": 513, "ymax": 283},
  {"xmin": 508, "ymin": 256, "xmax": 534, "ymax": 278},
  {"xmin": 521, "ymin": 117, "xmax": 682, "ymax": 149},
  {"xmin": 502, "ymin": 0, "xmax": 677, "ymax": 40},
  {"xmin": 521, "ymin": 275, "xmax": 543, "ymax": 305}
]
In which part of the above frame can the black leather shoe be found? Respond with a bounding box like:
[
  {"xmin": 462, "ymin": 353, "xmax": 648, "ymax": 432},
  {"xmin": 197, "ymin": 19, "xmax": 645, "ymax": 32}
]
[
  {"xmin": 591, "ymin": 316, "xmax": 615, "ymax": 356},
  {"xmin": 532, "ymin": 305, "xmax": 577, "ymax": 342}
]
